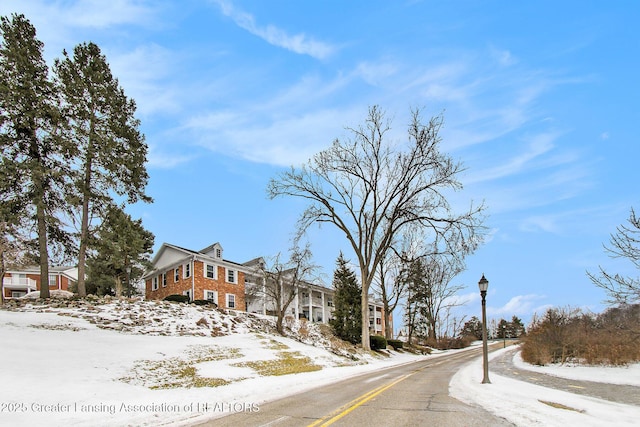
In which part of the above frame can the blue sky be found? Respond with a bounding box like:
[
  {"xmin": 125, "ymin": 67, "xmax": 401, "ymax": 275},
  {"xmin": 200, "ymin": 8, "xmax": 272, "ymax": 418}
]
[{"xmin": 2, "ymin": 1, "xmax": 638, "ymax": 326}]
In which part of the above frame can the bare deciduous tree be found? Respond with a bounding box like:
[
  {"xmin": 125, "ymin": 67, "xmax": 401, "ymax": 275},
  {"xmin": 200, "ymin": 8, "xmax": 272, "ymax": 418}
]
[
  {"xmin": 248, "ymin": 244, "xmax": 317, "ymax": 335},
  {"xmin": 373, "ymin": 250, "xmax": 405, "ymax": 340},
  {"xmin": 268, "ymin": 106, "xmax": 485, "ymax": 349},
  {"xmin": 403, "ymin": 248, "xmax": 466, "ymax": 344},
  {"xmin": 587, "ymin": 207, "xmax": 640, "ymax": 304}
]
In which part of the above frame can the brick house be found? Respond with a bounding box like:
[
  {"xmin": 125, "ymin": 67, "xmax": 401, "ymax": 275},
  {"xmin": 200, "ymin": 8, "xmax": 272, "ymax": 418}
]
[
  {"xmin": 2, "ymin": 266, "xmax": 78, "ymax": 299},
  {"xmin": 143, "ymin": 242, "xmax": 252, "ymax": 310}
]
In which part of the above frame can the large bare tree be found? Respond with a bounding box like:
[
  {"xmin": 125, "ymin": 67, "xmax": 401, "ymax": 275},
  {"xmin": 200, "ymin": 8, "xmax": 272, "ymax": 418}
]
[
  {"xmin": 588, "ymin": 207, "xmax": 640, "ymax": 304},
  {"xmin": 268, "ymin": 106, "xmax": 485, "ymax": 350}
]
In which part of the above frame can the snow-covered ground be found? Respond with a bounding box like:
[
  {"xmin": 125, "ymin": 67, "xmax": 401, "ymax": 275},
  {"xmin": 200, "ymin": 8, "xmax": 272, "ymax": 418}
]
[
  {"xmin": 450, "ymin": 347, "xmax": 640, "ymax": 426},
  {"xmin": 0, "ymin": 299, "xmax": 638, "ymax": 426}
]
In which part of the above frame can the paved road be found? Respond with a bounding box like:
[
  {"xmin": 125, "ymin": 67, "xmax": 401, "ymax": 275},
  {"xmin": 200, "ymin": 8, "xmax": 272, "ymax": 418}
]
[
  {"xmin": 195, "ymin": 345, "xmax": 514, "ymax": 427},
  {"xmin": 492, "ymin": 347, "xmax": 640, "ymax": 406}
]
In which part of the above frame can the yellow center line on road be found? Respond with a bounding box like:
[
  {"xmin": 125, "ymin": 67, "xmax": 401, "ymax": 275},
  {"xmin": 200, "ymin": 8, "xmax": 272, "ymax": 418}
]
[
  {"xmin": 307, "ymin": 350, "xmax": 484, "ymax": 427},
  {"xmin": 306, "ymin": 374, "xmax": 411, "ymax": 427},
  {"xmin": 308, "ymin": 363, "xmax": 432, "ymax": 427}
]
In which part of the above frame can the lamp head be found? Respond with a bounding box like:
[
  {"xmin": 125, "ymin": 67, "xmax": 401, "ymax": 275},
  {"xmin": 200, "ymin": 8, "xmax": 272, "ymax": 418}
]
[{"xmin": 478, "ymin": 274, "xmax": 489, "ymax": 292}]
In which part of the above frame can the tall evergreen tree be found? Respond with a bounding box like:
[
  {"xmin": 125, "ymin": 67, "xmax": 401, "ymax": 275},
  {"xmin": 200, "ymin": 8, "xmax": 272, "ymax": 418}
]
[
  {"xmin": 0, "ymin": 14, "xmax": 71, "ymax": 298},
  {"xmin": 509, "ymin": 315, "xmax": 526, "ymax": 338},
  {"xmin": 86, "ymin": 205, "xmax": 154, "ymax": 297},
  {"xmin": 330, "ymin": 252, "xmax": 362, "ymax": 344},
  {"xmin": 54, "ymin": 42, "xmax": 151, "ymax": 297},
  {"xmin": 460, "ymin": 316, "xmax": 483, "ymax": 340}
]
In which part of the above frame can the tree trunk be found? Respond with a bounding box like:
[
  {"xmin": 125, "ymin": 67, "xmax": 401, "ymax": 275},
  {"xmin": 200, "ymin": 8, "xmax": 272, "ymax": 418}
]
[
  {"xmin": 36, "ymin": 196, "xmax": 50, "ymax": 299},
  {"xmin": 428, "ymin": 316, "xmax": 437, "ymax": 341},
  {"xmin": 115, "ymin": 276, "xmax": 122, "ymax": 298},
  {"xmin": 276, "ymin": 312, "xmax": 284, "ymax": 335},
  {"xmin": 384, "ymin": 304, "xmax": 393, "ymax": 340},
  {"xmin": 0, "ymin": 250, "xmax": 5, "ymax": 305},
  {"xmin": 76, "ymin": 143, "xmax": 93, "ymax": 297},
  {"xmin": 361, "ymin": 289, "xmax": 370, "ymax": 350}
]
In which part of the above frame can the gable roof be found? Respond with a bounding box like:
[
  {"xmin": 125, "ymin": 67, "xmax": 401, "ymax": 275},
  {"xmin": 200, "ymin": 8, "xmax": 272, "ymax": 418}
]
[{"xmin": 144, "ymin": 242, "xmax": 253, "ymax": 279}]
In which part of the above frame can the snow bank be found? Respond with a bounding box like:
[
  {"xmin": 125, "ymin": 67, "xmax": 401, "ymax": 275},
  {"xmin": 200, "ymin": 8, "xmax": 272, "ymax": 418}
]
[{"xmin": 450, "ymin": 347, "xmax": 640, "ymax": 426}]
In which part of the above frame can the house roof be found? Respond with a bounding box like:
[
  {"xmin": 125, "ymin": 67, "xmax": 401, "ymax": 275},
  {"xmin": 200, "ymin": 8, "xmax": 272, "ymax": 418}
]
[
  {"xmin": 144, "ymin": 242, "xmax": 255, "ymax": 279},
  {"xmin": 4, "ymin": 266, "xmax": 79, "ymax": 281}
]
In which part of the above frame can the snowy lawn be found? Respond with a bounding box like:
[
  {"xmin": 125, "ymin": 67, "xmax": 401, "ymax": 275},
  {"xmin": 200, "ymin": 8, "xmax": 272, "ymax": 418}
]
[
  {"xmin": 450, "ymin": 347, "xmax": 640, "ymax": 426},
  {"xmin": 0, "ymin": 302, "xmax": 425, "ymax": 426},
  {"xmin": 1, "ymin": 300, "xmax": 638, "ymax": 427}
]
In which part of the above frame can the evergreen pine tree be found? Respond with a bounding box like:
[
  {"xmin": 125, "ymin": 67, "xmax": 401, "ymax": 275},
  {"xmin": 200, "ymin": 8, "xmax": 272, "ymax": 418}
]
[
  {"xmin": 0, "ymin": 14, "xmax": 72, "ymax": 298},
  {"xmin": 460, "ymin": 316, "xmax": 483, "ymax": 340},
  {"xmin": 54, "ymin": 42, "xmax": 151, "ymax": 297},
  {"xmin": 86, "ymin": 205, "xmax": 154, "ymax": 297},
  {"xmin": 330, "ymin": 252, "xmax": 362, "ymax": 344}
]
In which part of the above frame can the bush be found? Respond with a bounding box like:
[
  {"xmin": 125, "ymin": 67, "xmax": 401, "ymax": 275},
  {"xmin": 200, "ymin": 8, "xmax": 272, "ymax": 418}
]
[
  {"xmin": 387, "ymin": 339, "xmax": 404, "ymax": 350},
  {"xmin": 191, "ymin": 299, "xmax": 217, "ymax": 307},
  {"xmin": 521, "ymin": 305, "xmax": 640, "ymax": 366},
  {"xmin": 369, "ymin": 335, "xmax": 387, "ymax": 350},
  {"xmin": 164, "ymin": 294, "xmax": 189, "ymax": 303},
  {"xmin": 436, "ymin": 335, "xmax": 474, "ymax": 350}
]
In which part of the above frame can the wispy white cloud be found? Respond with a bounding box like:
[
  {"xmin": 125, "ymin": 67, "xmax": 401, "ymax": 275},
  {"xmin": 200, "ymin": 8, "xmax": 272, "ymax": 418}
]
[
  {"xmin": 184, "ymin": 107, "xmax": 364, "ymax": 167},
  {"xmin": 519, "ymin": 204, "xmax": 624, "ymax": 235},
  {"xmin": 354, "ymin": 61, "xmax": 399, "ymax": 87},
  {"xmin": 489, "ymin": 45, "xmax": 517, "ymax": 67},
  {"xmin": 211, "ymin": 0, "xmax": 335, "ymax": 59},
  {"xmin": 61, "ymin": 0, "xmax": 156, "ymax": 29},
  {"xmin": 0, "ymin": 0, "xmax": 155, "ymax": 29},
  {"xmin": 0, "ymin": 0, "xmax": 158, "ymax": 60},
  {"xmin": 468, "ymin": 132, "xmax": 560, "ymax": 184},
  {"xmin": 106, "ymin": 43, "xmax": 181, "ymax": 117},
  {"xmin": 147, "ymin": 151, "xmax": 194, "ymax": 169},
  {"xmin": 488, "ymin": 294, "xmax": 547, "ymax": 317}
]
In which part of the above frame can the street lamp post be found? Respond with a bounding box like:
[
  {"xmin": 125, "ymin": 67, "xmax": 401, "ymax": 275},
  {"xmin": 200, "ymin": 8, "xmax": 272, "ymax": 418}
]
[
  {"xmin": 502, "ymin": 324, "xmax": 506, "ymax": 348},
  {"xmin": 478, "ymin": 274, "xmax": 491, "ymax": 384}
]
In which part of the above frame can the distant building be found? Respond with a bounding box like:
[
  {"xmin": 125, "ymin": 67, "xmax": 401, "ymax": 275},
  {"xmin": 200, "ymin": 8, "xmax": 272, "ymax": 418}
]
[
  {"xmin": 142, "ymin": 242, "xmax": 251, "ymax": 310},
  {"xmin": 244, "ymin": 259, "xmax": 391, "ymax": 334},
  {"xmin": 2, "ymin": 266, "xmax": 78, "ymax": 299},
  {"xmin": 143, "ymin": 240, "xmax": 392, "ymax": 335}
]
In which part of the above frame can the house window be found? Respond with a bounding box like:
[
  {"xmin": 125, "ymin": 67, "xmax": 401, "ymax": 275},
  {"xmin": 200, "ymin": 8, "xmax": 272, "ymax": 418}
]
[
  {"xmin": 184, "ymin": 262, "xmax": 191, "ymax": 278},
  {"xmin": 226, "ymin": 268, "xmax": 237, "ymax": 284},
  {"xmin": 327, "ymin": 298, "xmax": 334, "ymax": 307},
  {"xmin": 11, "ymin": 291, "xmax": 26, "ymax": 298},
  {"xmin": 205, "ymin": 290, "xmax": 218, "ymax": 304},
  {"xmin": 226, "ymin": 293, "xmax": 236, "ymax": 309},
  {"xmin": 162, "ymin": 273, "xmax": 167, "ymax": 287},
  {"xmin": 152, "ymin": 277, "xmax": 159, "ymax": 291},
  {"xmin": 174, "ymin": 268, "xmax": 179, "ymax": 282},
  {"xmin": 205, "ymin": 264, "xmax": 217, "ymax": 279},
  {"xmin": 183, "ymin": 290, "xmax": 191, "ymax": 301},
  {"xmin": 215, "ymin": 248, "xmax": 222, "ymax": 259},
  {"xmin": 48, "ymin": 274, "xmax": 57, "ymax": 287}
]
